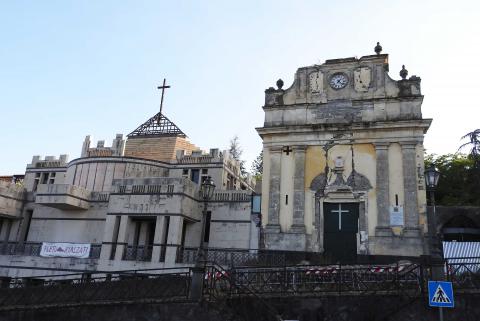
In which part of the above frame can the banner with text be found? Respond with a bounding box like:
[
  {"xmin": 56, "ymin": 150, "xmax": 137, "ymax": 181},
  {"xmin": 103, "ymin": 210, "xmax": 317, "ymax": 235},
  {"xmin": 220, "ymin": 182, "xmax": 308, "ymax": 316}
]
[{"xmin": 40, "ymin": 242, "xmax": 91, "ymax": 258}]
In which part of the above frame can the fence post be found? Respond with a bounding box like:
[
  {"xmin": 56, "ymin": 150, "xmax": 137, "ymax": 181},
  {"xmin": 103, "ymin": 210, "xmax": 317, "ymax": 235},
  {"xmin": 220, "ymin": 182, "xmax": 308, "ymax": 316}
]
[{"xmin": 339, "ymin": 263, "xmax": 342, "ymax": 295}]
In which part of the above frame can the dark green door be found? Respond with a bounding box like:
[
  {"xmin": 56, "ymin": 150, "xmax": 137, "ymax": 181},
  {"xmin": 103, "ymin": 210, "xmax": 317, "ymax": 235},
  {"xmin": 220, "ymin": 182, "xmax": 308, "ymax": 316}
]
[{"xmin": 323, "ymin": 203, "xmax": 359, "ymax": 263}]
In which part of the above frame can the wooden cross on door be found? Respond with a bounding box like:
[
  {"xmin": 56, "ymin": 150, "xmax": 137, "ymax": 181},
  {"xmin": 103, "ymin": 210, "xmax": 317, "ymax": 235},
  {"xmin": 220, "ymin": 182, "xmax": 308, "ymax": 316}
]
[{"xmin": 331, "ymin": 204, "xmax": 350, "ymax": 230}]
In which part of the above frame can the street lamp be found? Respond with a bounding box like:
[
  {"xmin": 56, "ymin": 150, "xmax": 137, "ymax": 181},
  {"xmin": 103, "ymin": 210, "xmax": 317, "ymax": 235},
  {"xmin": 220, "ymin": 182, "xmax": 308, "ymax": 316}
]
[
  {"xmin": 425, "ymin": 165, "xmax": 441, "ymax": 192},
  {"xmin": 189, "ymin": 176, "xmax": 215, "ymax": 301},
  {"xmin": 425, "ymin": 165, "xmax": 443, "ymax": 263},
  {"xmin": 198, "ymin": 176, "xmax": 215, "ymax": 261},
  {"xmin": 424, "ymin": 166, "xmax": 445, "ymax": 321}
]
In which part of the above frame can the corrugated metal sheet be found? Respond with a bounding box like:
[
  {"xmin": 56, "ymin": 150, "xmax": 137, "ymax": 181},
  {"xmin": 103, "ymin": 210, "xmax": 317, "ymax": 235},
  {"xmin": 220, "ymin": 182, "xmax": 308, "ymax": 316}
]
[
  {"xmin": 443, "ymin": 241, "xmax": 480, "ymax": 259},
  {"xmin": 443, "ymin": 241, "xmax": 480, "ymax": 273}
]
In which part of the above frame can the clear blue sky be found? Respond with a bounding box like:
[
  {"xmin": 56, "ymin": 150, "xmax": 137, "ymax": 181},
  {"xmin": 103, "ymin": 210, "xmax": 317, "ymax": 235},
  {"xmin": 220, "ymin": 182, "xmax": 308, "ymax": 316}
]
[{"xmin": 1, "ymin": 0, "xmax": 479, "ymax": 174}]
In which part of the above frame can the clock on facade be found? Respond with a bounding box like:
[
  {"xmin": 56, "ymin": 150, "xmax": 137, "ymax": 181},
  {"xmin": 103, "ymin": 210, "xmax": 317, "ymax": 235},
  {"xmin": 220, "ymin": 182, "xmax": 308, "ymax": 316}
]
[{"xmin": 329, "ymin": 73, "xmax": 349, "ymax": 89}]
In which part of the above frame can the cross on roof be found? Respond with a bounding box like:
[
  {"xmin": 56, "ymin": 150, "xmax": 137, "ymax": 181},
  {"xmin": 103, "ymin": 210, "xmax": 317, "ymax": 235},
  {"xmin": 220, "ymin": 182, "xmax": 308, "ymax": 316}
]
[{"xmin": 157, "ymin": 78, "xmax": 171, "ymax": 116}]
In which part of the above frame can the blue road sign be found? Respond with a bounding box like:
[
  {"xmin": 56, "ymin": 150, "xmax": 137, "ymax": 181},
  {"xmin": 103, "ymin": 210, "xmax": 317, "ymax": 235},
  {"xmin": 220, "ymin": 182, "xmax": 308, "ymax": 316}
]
[{"xmin": 428, "ymin": 281, "xmax": 454, "ymax": 308}]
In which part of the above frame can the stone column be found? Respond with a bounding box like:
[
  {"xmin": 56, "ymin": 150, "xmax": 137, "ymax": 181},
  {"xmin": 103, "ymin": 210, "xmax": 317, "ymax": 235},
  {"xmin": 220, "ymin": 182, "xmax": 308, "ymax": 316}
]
[
  {"xmin": 401, "ymin": 143, "xmax": 420, "ymax": 234},
  {"xmin": 291, "ymin": 145, "xmax": 306, "ymax": 233},
  {"xmin": 114, "ymin": 216, "xmax": 130, "ymax": 261},
  {"xmin": 375, "ymin": 143, "xmax": 390, "ymax": 233},
  {"xmin": 165, "ymin": 216, "xmax": 184, "ymax": 266},
  {"xmin": 265, "ymin": 147, "xmax": 282, "ymax": 233},
  {"xmin": 151, "ymin": 216, "xmax": 166, "ymax": 263}
]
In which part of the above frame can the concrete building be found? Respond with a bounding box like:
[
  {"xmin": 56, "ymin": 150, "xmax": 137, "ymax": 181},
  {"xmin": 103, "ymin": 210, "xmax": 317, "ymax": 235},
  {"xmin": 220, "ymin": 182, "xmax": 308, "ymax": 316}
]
[
  {"xmin": 257, "ymin": 44, "xmax": 431, "ymax": 260},
  {"xmin": 0, "ymin": 111, "xmax": 258, "ymax": 277}
]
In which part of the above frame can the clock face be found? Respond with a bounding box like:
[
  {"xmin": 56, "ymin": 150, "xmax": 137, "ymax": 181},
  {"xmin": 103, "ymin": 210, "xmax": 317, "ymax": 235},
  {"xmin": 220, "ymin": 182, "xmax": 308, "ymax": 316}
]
[{"xmin": 329, "ymin": 73, "xmax": 348, "ymax": 89}]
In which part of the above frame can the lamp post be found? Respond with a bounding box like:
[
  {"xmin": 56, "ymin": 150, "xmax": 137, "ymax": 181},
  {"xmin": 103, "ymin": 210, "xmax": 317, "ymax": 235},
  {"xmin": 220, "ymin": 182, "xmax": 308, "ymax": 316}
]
[
  {"xmin": 189, "ymin": 176, "xmax": 215, "ymax": 301},
  {"xmin": 424, "ymin": 166, "xmax": 445, "ymax": 321},
  {"xmin": 425, "ymin": 165, "xmax": 442, "ymax": 259}
]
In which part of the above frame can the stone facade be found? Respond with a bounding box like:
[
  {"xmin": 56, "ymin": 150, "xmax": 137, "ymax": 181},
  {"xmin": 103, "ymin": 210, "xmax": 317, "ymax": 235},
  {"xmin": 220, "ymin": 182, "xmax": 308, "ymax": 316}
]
[
  {"xmin": 0, "ymin": 113, "xmax": 257, "ymax": 277},
  {"xmin": 257, "ymin": 49, "xmax": 431, "ymax": 257}
]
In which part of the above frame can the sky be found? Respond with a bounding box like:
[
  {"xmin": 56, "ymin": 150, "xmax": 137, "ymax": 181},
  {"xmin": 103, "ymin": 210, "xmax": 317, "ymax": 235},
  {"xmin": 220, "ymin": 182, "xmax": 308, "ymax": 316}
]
[{"xmin": 1, "ymin": 0, "xmax": 479, "ymax": 174}]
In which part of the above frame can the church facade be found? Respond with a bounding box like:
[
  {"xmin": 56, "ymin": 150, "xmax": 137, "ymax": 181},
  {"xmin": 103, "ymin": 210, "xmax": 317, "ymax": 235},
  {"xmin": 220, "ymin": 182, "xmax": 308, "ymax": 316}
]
[{"xmin": 257, "ymin": 46, "xmax": 431, "ymax": 259}]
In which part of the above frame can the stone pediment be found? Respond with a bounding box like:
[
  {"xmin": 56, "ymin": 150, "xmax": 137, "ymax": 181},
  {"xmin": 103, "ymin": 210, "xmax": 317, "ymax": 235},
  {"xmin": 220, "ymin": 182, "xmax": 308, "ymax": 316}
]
[
  {"xmin": 346, "ymin": 170, "xmax": 372, "ymax": 191},
  {"xmin": 260, "ymin": 47, "xmax": 425, "ymax": 129},
  {"xmin": 310, "ymin": 169, "xmax": 372, "ymax": 197}
]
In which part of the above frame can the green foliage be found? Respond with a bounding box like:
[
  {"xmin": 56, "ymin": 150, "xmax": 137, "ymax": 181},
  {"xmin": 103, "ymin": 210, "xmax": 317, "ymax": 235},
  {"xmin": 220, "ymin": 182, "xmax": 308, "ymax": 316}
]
[
  {"xmin": 459, "ymin": 129, "xmax": 480, "ymax": 168},
  {"xmin": 250, "ymin": 150, "xmax": 263, "ymax": 180},
  {"xmin": 425, "ymin": 153, "xmax": 480, "ymax": 206}
]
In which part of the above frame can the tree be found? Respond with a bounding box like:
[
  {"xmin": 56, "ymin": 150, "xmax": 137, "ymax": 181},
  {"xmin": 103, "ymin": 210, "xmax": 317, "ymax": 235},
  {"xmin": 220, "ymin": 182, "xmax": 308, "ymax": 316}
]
[
  {"xmin": 229, "ymin": 135, "xmax": 247, "ymax": 176},
  {"xmin": 425, "ymin": 153, "xmax": 480, "ymax": 206},
  {"xmin": 251, "ymin": 150, "xmax": 263, "ymax": 179},
  {"xmin": 459, "ymin": 129, "xmax": 480, "ymax": 168}
]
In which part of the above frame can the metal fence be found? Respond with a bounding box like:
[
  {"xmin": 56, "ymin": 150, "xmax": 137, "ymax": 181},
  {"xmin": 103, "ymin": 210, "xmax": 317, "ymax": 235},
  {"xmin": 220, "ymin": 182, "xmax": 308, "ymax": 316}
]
[
  {"xmin": 177, "ymin": 247, "xmax": 288, "ymax": 267},
  {"xmin": 0, "ymin": 259, "xmax": 478, "ymax": 311},
  {"xmin": 0, "ymin": 242, "xmax": 102, "ymax": 259},
  {"xmin": 0, "ymin": 269, "xmax": 191, "ymax": 310},
  {"xmin": 205, "ymin": 263, "xmax": 424, "ymax": 298},
  {"xmin": 122, "ymin": 245, "xmax": 153, "ymax": 261},
  {"xmin": 445, "ymin": 258, "xmax": 480, "ymax": 290}
]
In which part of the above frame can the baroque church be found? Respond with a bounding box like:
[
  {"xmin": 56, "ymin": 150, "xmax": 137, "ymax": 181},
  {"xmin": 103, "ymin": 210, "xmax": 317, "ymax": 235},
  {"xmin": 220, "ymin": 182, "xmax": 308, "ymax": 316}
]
[
  {"xmin": 258, "ymin": 44, "xmax": 430, "ymax": 260},
  {"xmin": 0, "ymin": 44, "xmax": 431, "ymax": 277}
]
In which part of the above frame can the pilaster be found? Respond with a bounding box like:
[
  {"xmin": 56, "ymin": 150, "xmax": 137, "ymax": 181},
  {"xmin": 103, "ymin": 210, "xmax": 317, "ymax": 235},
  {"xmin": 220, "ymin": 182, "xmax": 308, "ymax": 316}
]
[
  {"xmin": 291, "ymin": 145, "xmax": 306, "ymax": 233},
  {"xmin": 114, "ymin": 215, "xmax": 130, "ymax": 261},
  {"xmin": 374, "ymin": 143, "xmax": 391, "ymax": 236},
  {"xmin": 401, "ymin": 142, "xmax": 420, "ymax": 235},
  {"xmin": 100, "ymin": 215, "xmax": 117, "ymax": 260},
  {"xmin": 265, "ymin": 147, "xmax": 282, "ymax": 233},
  {"xmin": 151, "ymin": 216, "xmax": 166, "ymax": 263},
  {"xmin": 165, "ymin": 216, "xmax": 184, "ymax": 265}
]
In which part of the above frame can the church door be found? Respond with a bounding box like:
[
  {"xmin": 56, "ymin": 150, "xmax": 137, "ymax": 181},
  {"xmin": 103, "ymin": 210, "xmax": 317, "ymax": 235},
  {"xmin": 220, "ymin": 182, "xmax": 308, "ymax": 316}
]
[{"xmin": 323, "ymin": 203, "xmax": 359, "ymax": 263}]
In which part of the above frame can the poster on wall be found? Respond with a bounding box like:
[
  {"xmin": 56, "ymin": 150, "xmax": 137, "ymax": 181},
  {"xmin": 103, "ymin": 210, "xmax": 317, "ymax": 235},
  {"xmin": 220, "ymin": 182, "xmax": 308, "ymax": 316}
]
[
  {"xmin": 389, "ymin": 205, "xmax": 404, "ymax": 226},
  {"xmin": 40, "ymin": 242, "xmax": 91, "ymax": 258}
]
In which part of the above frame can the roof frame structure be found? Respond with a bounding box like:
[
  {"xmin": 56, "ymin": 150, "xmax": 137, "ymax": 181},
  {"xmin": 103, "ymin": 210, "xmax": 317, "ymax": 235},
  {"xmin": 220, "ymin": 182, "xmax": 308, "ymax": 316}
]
[{"xmin": 127, "ymin": 112, "xmax": 186, "ymax": 138}]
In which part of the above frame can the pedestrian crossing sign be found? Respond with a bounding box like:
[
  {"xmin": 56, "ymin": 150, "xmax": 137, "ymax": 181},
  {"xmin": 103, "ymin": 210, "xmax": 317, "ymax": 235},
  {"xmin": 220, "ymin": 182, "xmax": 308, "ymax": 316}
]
[{"xmin": 428, "ymin": 281, "xmax": 454, "ymax": 308}]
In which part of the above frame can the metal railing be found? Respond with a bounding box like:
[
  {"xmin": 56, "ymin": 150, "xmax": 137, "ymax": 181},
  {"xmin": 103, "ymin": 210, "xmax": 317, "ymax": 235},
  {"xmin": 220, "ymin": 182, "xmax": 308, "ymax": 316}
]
[
  {"xmin": 0, "ymin": 259, "xmax": 478, "ymax": 312},
  {"xmin": 176, "ymin": 247, "xmax": 287, "ymax": 267},
  {"xmin": 0, "ymin": 268, "xmax": 191, "ymax": 310},
  {"xmin": 227, "ymin": 263, "xmax": 424, "ymax": 297},
  {"xmin": 445, "ymin": 258, "xmax": 480, "ymax": 290},
  {"xmin": 0, "ymin": 242, "xmax": 102, "ymax": 259},
  {"xmin": 122, "ymin": 245, "xmax": 153, "ymax": 261}
]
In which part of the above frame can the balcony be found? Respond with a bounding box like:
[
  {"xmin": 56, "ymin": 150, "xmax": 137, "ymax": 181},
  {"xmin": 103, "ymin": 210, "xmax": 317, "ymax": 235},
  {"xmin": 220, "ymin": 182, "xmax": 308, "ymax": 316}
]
[{"xmin": 35, "ymin": 184, "xmax": 91, "ymax": 210}]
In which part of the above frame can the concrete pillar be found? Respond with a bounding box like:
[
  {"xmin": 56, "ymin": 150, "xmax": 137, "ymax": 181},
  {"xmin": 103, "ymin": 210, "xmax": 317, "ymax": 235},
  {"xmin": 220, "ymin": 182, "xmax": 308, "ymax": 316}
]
[
  {"xmin": 401, "ymin": 143, "xmax": 420, "ymax": 233},
  {"xmin": 291, "ymin": 145, "xmax": 306, "ymax": 233},
  {"xmin": 375, "ymin": 143, "xmax": 390, "ymax": 234},
  {"xmin": 114, "ymin": 216, "xmax": 130, "ymax": 261},
  {"xmin": 165, "ymin": 216, "xmax": 184, "ymax": 266},
  {"xmin": 100, "ymin": 215, "xmax": 118, "ymax": 260},
  {"xmin": 266, "ymin": 147, "xmax": 282, "ymax": 233},
  {"xmin": 2, "ymin": 220, "xmax": 12, "ymax": 244},
  {"xmin": 151, "ymin": 216, "xmax": 166, "ymax": 263}
]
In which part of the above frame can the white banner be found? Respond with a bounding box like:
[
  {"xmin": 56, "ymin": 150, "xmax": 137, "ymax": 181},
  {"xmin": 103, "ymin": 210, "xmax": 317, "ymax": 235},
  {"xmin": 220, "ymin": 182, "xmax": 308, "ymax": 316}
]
[{"xmin": 40, "ymin": 242, "xmax": 91, "ymax": 258}]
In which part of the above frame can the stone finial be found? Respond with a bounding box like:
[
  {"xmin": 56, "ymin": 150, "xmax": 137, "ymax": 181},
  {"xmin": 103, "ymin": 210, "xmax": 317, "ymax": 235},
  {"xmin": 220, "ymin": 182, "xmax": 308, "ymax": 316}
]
[
  {"xmin": 400, "ymin": 65, "xmax": 408, "ymax": 80},
  {"xmin": 276, "ymin": 79, "xmax": 284, "ymax": 90},
  {"xmin": 374, "ymin": 42, "xmax": 382, "ymax": 55}
]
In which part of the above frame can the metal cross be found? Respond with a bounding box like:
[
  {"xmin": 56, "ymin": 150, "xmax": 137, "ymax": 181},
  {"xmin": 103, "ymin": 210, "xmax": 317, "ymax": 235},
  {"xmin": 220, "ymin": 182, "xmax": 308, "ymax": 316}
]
[
  {"xmin": 157, "ymin": 78, "xmax": 171, "ymax": 115},
  {"xmin": 331, "ymin": 204, "xmax": 349, "ymax": 230},
  {"xmin": 282, "ymin": 146, "xmax": 293, "ymax": 155}
]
